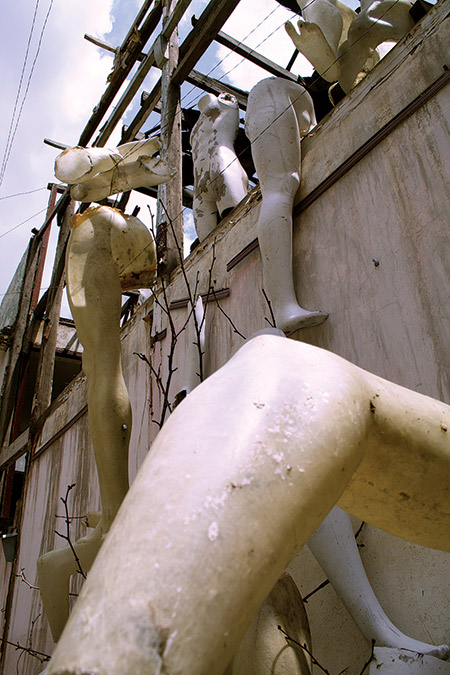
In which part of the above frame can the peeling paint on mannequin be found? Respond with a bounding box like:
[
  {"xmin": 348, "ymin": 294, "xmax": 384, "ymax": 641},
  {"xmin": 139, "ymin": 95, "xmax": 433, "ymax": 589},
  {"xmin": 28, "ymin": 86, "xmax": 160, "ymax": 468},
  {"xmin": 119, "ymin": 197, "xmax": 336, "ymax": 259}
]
[{"xmin": 190, "ymin": 92, "xmax": 248, "ymax": 241}]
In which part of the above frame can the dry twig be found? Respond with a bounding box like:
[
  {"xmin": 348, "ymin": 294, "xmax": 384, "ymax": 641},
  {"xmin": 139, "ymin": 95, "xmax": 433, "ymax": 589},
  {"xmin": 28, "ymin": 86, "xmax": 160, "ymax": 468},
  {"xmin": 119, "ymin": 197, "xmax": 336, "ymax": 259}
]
[
  {"xmin": 278, "ymin": 625, "xmax": 332, "ymax": 674},
  {"xmin": 54, "ymin": 484, "xmax": 86, "ymax": 579}
]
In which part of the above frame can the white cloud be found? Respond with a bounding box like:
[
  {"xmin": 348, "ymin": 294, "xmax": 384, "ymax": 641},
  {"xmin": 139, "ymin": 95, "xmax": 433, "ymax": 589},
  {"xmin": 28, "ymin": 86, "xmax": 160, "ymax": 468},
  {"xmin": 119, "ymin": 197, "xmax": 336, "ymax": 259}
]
[{"xmin": 0, "ymin": 0, "xmax": 120, "ymax": 305}]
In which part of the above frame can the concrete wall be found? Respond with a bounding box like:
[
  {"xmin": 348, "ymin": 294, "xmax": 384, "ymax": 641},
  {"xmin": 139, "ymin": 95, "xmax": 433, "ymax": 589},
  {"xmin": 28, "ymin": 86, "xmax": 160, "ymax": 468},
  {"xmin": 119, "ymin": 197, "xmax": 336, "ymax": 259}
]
[{"xmin": 1, "ymin": 3, "xmax": 448, "ymax": 672}]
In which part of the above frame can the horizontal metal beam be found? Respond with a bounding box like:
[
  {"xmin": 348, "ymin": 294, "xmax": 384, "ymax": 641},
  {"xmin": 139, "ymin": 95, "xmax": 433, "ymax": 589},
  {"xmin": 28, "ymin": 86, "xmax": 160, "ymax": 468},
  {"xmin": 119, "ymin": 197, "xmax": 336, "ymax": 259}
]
[
  {"xmin": 213, "ymin": 29, "xmax": 298, "ymax": 82},
  {"xmin": 186, "ymin": 70, "xmax": 248, "ymax": 109}
]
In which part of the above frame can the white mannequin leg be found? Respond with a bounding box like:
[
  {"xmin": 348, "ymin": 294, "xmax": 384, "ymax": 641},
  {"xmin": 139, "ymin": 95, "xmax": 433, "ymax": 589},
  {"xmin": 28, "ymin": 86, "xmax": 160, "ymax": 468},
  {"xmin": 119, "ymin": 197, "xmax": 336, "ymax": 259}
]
[
  {"xmin": 54, "ymin": 138, "xmax": 161, "ymax": 185},
  {"xmin": 38, "ymin": 207, "xmax": 157, "ymax": 641},
  {"xmin": 307, "ymin": 506, "xmax": 450, "ymax": 658},
  {"xmin": 46, "ymin": 336, "xmax": 450, "ymax": 674},
  {"xmin": 246, "ymin": 78, "xmax": 328, "ymax": 333}
]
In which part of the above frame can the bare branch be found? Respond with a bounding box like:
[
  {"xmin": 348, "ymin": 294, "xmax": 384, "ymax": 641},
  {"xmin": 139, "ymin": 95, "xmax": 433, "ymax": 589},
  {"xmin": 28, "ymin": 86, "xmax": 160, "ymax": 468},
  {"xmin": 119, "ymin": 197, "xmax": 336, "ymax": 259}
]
[
  {"xmin": 302, "ymin": 578, "xmax": 330, "ymax": 603},
  {"xmin": 54, "ymin": 484, "xmax": 86, "ymax": 579},
  {"xmin": 278, "ymin": 625, "xmax": 332, "ymax": 674},
  {"xmin": 262, "ymin": 288, "xmax": 276, "ymax": 328},
  {"xmin": 0, "ymin": 638, "xmax": 50, "ymax": 663},
  {"xmin": 159, "ymin": 199, "xmax": 205, "ymax": 382},
  {"xmin": 15, "ymin": 569, "xmax": 39, "ymax": 591},
  {"xmin": 210, "ymin": 287, "xmax": 246, "ymax": 340}
]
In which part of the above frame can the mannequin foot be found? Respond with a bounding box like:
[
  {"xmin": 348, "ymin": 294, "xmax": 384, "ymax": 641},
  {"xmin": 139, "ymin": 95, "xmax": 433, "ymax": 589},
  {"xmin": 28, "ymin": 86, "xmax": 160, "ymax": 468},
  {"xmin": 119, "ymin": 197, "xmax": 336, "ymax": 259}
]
[
  {"xmin": 285, "ymin": 20, "xmax": 341, "ymax": 82},
  {"xmin": 276, "ymin": 307, "xmax": 328, "ymax": 334}
]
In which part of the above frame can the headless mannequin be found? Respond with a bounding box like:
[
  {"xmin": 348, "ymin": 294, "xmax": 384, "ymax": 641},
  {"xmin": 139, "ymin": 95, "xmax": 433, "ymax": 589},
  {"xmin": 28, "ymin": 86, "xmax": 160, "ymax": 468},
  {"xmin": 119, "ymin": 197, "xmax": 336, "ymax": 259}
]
[
  {"xmin": 46, "ymin": 335, "xmax": 450, "ymax": 674},
  {"xmin": 286, "ymin": 0, "xmax": 414, "ymax": 92},
  {"xmin": 37, "ymin": 205, "xmax": 158, "ymax": 642},
  {"xmin": 286, "ymin": 0, "xmax": 356, "ymax": 82},
  {"xmin": 38, "ymin": 138, "xmax": 174, "ymax": 640},
  {"xmin": 190, "ymin": 93, "xmax": 248, "ymax": 241},
  {"xmin": 245, "ymin": 78, "xmax": 328, "ymax": 333},
  {"xmin": 337, "ymin": 0, "xmax": 414, "ymax": 92}
]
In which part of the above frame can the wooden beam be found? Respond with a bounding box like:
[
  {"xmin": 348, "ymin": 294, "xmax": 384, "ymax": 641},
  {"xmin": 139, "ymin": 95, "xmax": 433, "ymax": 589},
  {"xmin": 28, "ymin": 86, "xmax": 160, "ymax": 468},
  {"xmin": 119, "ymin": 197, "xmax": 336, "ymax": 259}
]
[
  {"xmin": 122, "ymin": 80, "xmax": 162, "ymax": 143},
  {"xmin": 157, "ymin": 0, "xmax": 184, "ymax": 275},
  {"xmin": 173, "ymin": 0, "xmax": 242, "ymax": 85},
  {"xmin": 30, "ymin": 202, "xmax": 74, "ymax": 425},
  {"xmin": 43, "ymin": 138, "xmax": 68, "ymax": 150},
  {"xmin": 0, "ymin": 430, "xmax": 29, "ymax": 472},
  {"xmin": 212, "ymin": 29, "xmax": 298, "ymax": 82},
  {"xmin": 121, "ymin": 0, "xmax": 156, "ymax": 52},
  {"xmin": 186, "ymin": 70, "xmax": 248, "ymax": 109},
  {"xmin": 30, "ymin": 185, "xmax": 57, "ymax": 311},
  {"xmin": 124, "ymin": 0, "xmax": 242, "ymax": 139},
  {"xmin": 79, "ymin": 1, "xmax": 163, "ymax": 147},
  {"xmin": 84, "ymin": 34, "xmax": 117, "ymax": 55},
  {"xmin": 0, "ymin": 239, "xmax": 40, "ymax": 446},
  {"xmin": 95, "ymin": 0, "xmax": 193, "ymax": 147}
]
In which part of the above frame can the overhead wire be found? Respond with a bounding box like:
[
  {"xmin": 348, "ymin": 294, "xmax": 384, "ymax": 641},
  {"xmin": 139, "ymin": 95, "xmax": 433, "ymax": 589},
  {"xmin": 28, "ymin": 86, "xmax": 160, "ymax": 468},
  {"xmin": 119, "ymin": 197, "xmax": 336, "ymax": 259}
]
[
  {"xmin": 0, "ymin": 187, "xmax": 47, "ymax": 201},
  {"xmin": 0, "ymin": 208, "xmax": 47, "ymax": 240},
  {"xmin": 0, "ymin": 0, "xmax": 55, "ymax": 187},
  {"xmin": 0, "ymin": 0, "xmax": 42, "ymax": 185}
]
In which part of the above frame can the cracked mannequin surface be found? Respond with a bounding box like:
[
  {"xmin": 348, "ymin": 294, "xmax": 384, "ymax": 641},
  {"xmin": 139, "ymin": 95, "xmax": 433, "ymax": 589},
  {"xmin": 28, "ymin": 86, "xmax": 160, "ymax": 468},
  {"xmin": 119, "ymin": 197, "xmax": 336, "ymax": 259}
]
[
  {"xmin": 285, "ymin": 0, "xmax": 415, "ymax": 92},
  {"xmin": 46, "ymin": 335, "xmax": 450, "ymax": 674},
  {"xmin": 37, "ymin": 204, "xmax": 158, "ymax": 642},
  {"xmin": 190, "ymin": 92, "xmax": 248, "ymax": 242},
  {"xmin": 246, "ymin": 78, "xmax": 328, "ymax": 333},
  {"xmin": 54, "ymin": 137, "xmax": 176, "ymax": 202}
]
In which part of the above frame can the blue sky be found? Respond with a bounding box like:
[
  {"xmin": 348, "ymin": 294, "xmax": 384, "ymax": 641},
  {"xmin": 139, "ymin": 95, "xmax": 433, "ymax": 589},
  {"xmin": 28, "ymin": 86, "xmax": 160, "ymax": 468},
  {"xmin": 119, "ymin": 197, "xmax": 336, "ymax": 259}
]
[{"xmin": 0, "ymin": 0, "xmax": 349, "ymax": 314}]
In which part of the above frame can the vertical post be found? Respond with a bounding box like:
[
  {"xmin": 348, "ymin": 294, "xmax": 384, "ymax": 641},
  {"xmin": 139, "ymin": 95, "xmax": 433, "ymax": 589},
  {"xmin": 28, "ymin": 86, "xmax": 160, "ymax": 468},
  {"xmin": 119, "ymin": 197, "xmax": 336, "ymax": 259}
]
[
  {"xmin": 0, "ymin": 186, "xmax": 59, "ymax": 522},
  {"xmin": 31, "ymin": 200, "xmax": 75, "ymax": 428},
  {"xmin": 157, "ymin": 0, "xmax": 183, "ymax": 275},
  {"xmin": 0, "ymin": 238, "xmax": 41, "ymax": 447},
  {"xmin": 29, "ymin": 184, "xmax": 58, "ymax": 311}
]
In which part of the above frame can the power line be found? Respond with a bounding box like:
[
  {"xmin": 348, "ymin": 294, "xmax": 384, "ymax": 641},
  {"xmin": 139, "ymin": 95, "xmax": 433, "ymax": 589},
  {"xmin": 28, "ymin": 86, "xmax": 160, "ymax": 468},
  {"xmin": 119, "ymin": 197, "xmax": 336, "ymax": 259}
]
[
  {"xmin": 0, "ymin": 208, "xmax": 47, "ymax": 240},
  {"xmin": 0, "ymin": 0, "xmax": 42, "ymax": 185},
  {"xmin": 0, "ymin": 0, "xmax": 55, "ymax": 187},
  {"xmin": 181, "ymin": 4, "xmax": 295, "ymax": 110},
  {"xmin": 0, "ymin": 187, "xmax": 46, "ymax": 201}
]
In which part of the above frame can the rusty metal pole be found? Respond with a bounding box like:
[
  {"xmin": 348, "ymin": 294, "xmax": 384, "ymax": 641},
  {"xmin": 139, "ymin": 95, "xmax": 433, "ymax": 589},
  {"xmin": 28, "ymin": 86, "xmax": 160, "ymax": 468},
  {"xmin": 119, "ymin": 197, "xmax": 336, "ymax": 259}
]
[
  {"xmin": 156, "ymin": 0, "xmax": 184, "ymax": 275},
  {"xmin": 30, "ymin": 200, "xmax": 75, "ymax": 430}
]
